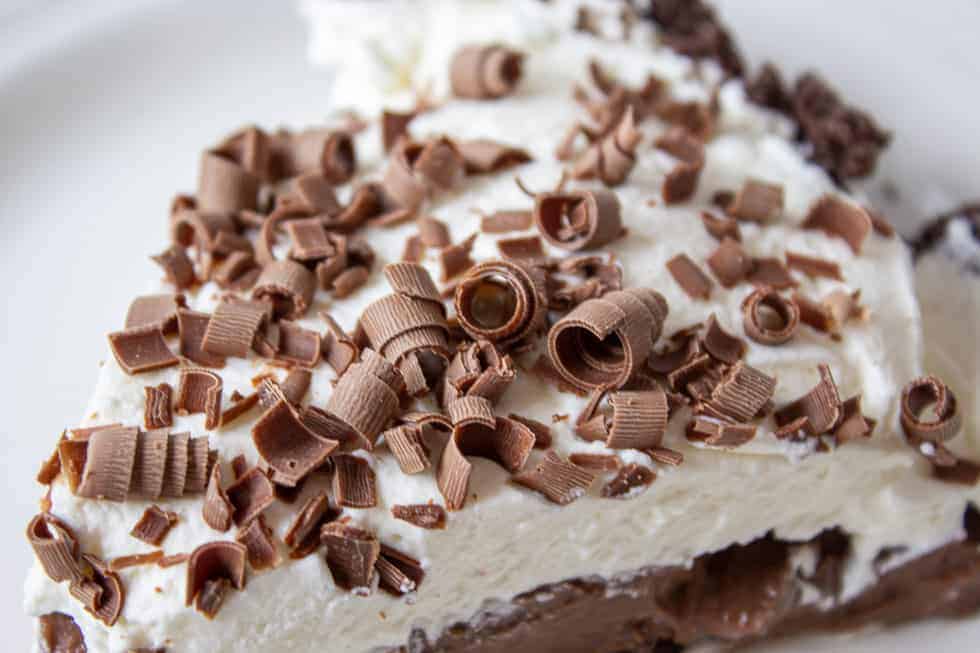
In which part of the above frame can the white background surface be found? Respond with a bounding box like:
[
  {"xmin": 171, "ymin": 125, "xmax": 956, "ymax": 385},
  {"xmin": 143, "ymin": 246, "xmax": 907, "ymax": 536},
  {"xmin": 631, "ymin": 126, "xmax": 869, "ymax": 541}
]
[{"xmin": 0, "ymin": 1, "xmax": 977, "ymax": 650}]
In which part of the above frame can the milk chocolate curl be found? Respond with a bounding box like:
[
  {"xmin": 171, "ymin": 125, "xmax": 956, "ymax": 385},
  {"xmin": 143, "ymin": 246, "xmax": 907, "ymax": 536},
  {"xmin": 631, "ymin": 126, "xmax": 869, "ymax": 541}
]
[
  {"xmin": 176, "ymin": 369, "xmax": 223, "ymax": 430},
  {"xmin": 171, "ymin": 208, "xmax": 238, "ymax": 254},
  {"xmin": 700, "ymin": 211, "xmax": 741, "ymax": 242},
  {"xmin": 747, "ymin": 257, "xmax": 796, "ymax": 290},
  {"xmin": 454, "ymin": 260, "xmax": 547, "ymax": 349},
  {"xmin": 130, "ymin": 506, "xmax": 178, "ymax": 546},
  {"xmin": 548, "ymin": 288, "xmax": 668, "ymax": 390},
  {"xmin": 332, "ymin": 454, "xmax": 377, "ymax": 508},
  {"xmin": 325, "ymin": 351, "xmax": 403, "ymax": 450},
  {"xmin": 480, "ymin": 210, "xmax": 533, "ymax": 233},
  {"xmin": 130, "ymin": 428, "xmax": 169, "ymax": 498},
  {"xmin": 76, "ymin": 426, "xmax": 138, "ymax": 502},
  {"xmin": 742, "ymin": 288, "xmax": 800, "ymax": 345},
  {"xmin": 440, "ymin": 340, "xmax": 515, "ymax": 407},
  {"xmin": 900, "ymin": 375, "xmax": 962, "ymax": 445},
  {"xmin": 27, "ymin": 514, "xmax": 82, "ymax": 584},
  {"xmin": 108, "ymin": 326, "xmax": 179, "ymax": 375},
  {"xmin": 161, "ymin": 432, "xmax": 190, "ymax": 497},
  {"xmin": 275, "ymin": 322, "xmax": 322, "ymax": 367},
  {"xmin": 185, "ymin": 541, "xmax": 246, "ymax": 610},
  {"xmin": 726, "ymin": 179, "xmax": 784, "ymax": 222},
  {"xmin": 236, "ymin": 518, "xmax": 280, "ymax": 571},
  {"xmin": 775, "ymin": 364, "xmax": 842, "ymax": 436},
  {"xmin": 226, "ymin": 467, "xmax": 275, "ymax": 526},
  {"xmin": 702, "ymin": 314, "xmax": 746, "ymax": 364},
  {"xmin": 534, "ymin": 189, "xmax": 623, "ymax": 251},
  {"xmin": 512, "ymin": 451, "xmax": 594, "ymax": 505},
  {"xmin": 38, "ymin": 613, "xmax": 86, "ymax": 653},
  {"xmin": 572, "ymin": 106, "xmax": 642, "ymax": 186},
  {"xmin": 275, "ymin": 128, "xmax": 356, "ymax": 183},
  {"xmin": 451, "ymin": 397, "xmax": 535, "ymax": 473},
  {"xmin": 383, "ymin": 138, "xmax": 465, "ymax": 212},
  {"xmin": 197, "ymin": 150, "xmax": 259, "ymax": 214},
  {"xmin": 708, "ymin": 362, "xmax": 777, "ymax": 423},
  {"xmin": 252, "ymin": 399, "xmax": 338, "ymax": 486},
  {"xmin": 202, "ymin": 299, "xmax": 267, "ymax": 358},
  {"xmin": 456, "ymin": 139, "xmax": 532, "ymax": 174},
  {"xmin": 382, "ymin": 110, "xmax": 415, "ymax": 152},
  {"xmin": 214, "ymin": 125, "xmax": 269, "ymax": 179},
  {"xmin": 785, "ymin": 251, "xmax": 843, "ymax": 281},
  {"xmin": 126, "ymin": 294, "xmax": 184, "ymax": 333},
  {"xmin": 605, "ymin": 389, "xmax": 670, "ymax": 450},
  {"xmin": 655, "ymin": 127, "xmax": 705, "ymax": 204},
  {"xmin": 202, "ymin": 463, "xmax": 233, "ymax": 532},
  {"xmin": 384, "ymin": 424, "xmax": 430, "ymax": 475},
  {"xmin": 602, "ymin": 463, "xmax": 656, "ymax": 498},
  {"xmin": 252, "ymin": 260, "xmax": 316, "ymax": 319},
  {"xmin": 284, "ymin": 491, "xmax": 333, "ymax": 553},
  {"xmin": 320, "ymin": 523, "xmax": 379, "ymax": 590},
  {"xmin": 143, "ymin": 384, "xmax": 173, "ymax": 430},
  {"xmin": 151, "ymin": 245, "xmax": 196, "ymax": 289},
  {"xmin": 79, "ymin": 554, "xmax": 125, "ymax": 626},
  {"xmin": 418, "ymin": 216, "xmax": 451, "ymax": 248},
  {"xmin": 687, "ymin": 418, "xmax": 757, "ymax": 448},
  {"xmin": 802, "ymin": 195, "xmax": 873, "ymax": 253},
  {"xmin": 450, "ymin": 44, "xmax": 524, "ymax": 99},
  {"xmin": 321, "ymin": 312, "xmax": 359, "ymax": 376},
  {"xmin": 177, "ymin": 309, "xmax": 226, "ymax": 368}
]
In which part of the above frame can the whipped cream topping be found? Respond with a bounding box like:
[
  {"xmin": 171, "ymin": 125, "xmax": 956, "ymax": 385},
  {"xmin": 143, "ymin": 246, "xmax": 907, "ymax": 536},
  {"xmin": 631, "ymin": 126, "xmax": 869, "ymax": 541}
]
[{"xmin": 25, "ymin": 2, "xmax": 980, "ymax": 651}]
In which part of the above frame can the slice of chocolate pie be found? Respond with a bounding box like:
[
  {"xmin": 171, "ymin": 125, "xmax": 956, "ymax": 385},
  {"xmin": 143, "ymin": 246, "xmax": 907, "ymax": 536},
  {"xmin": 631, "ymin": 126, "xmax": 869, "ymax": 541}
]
[{"xmin": 25, "ymin": 2, "xmax": 979, "ymax": 651}]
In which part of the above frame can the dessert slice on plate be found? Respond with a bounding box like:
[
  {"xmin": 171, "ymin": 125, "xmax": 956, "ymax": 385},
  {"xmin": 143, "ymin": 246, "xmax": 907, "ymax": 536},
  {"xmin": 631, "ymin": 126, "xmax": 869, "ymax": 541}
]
[{"xmin": 25, "ymin": 2, "xmax": 979, "ymax": 651}]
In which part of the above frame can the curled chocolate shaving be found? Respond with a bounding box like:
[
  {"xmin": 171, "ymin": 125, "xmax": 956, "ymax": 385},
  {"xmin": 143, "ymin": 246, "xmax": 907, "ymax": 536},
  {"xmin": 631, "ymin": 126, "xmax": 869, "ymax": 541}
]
[
  {"xmin": 450, "ymin": 44, "xmax": 524, "ymax": 99},
  {"xmin": 454, "ymin": 259, "xmax": 546, "ymax": 349},
  {"xmin": 144, "ymin": 383, "xmax": 173, "ymax": 430},
  {"xmin": 382, "ymin": 109, "xmax": 415, "ymax": 152},
  {"xmin": 706, "ymin": 237, "xmax": 752, "ymax": 288},
  {"xmin": 203, "ymin": 459, "xmax": 233, "ymax": 532},
  {"xmin": 900, "ymin": 376, "xmax": 962, "ymax": 446},
  {"xmin": 236, "ymin": 517, "xmax": 280, "ymax": 571},
  {"xmin": 508, "ymin": 414, "xmax": 552, "ymax": 449},
  {"xmin": 226, "ymin": 467, "xmax": 274, "ymax": 526},
  {"xmin": 534, "ymin": 189, "xmax": 623, "ymax": 251},
  {"xmin": 384, "ymin": 138, "xmax": 466, "ymax": 213},
  {"xmin": 456, "ymin": 139, "xmax": 532, "ymax": 174},
  {"xmin": 171, "ymin": 208, "xmax": 237, "ymax": 254},
  {"xmin": 655, "ymin": 127, "xmax": 705, "ymax": 204},
  {"xmin": 802, "ymin": 195, "xmax": 873, "ymax": 254},
  {"xmin": 331, "ymin": 265, "xmax": 370, "ymax": 300},
  {"xmin": 129, "ymin": 428, "xmax": 169, "ymax": 499},
  {"xmin": 833, "ymin": 395, "xmax": 875, "ymax": 445},
  {"xmin": 439, "ymin": 232, "xmax": 477, "ymax": 282},
  {"xmin": 320, "ymin": 312, "xmax": 359, "ymax": 376},
  {"xmin": 27, "ymin": 514, "xmax": 82, "ymax": 584},
  {"xmin": 666, "ymin": 253, "xmax": 713, "ymax": 300},
  {"xmin": 496, "ymin": 235, "xmax": 547, "ymax": 262},
  {"xmin": 742, "ymin": 288, "xmax": 799, "ymax": 345},
  {"xmin": 707, "ymin": 362, "xmax": 777, "ymax": 423},
  {"xmin": 320, "ymin": 522, "xmax": 380, "ymax": 590},
  {"xmin": 130, "ymin": 506, "xmax": 178, "ymax": 546},
  {"xmin": 480, "ymin": 209, "xmax": 533, "ymax": 233},
  {"xmin": 702, "ymin": 314, "xmax": 746, "ymax": 364},
  {"xmin": 726, "ymin": 180, "xmax": 784, "ymax": 222},
  {"xmin": 76, "ymin": 426, "xmax": 138, "ymax": 502},
  {"xmin": 700, "ymin": 210, "xmax": 741, "ymax": 242},
  {"xmin": 202, "ymin": 299, "xmax": 268, "ymax": 358},
  {"xmin": 402, "ymin": 234, "xmax": 424, "ymax": 263},
  {"xmin": 591, "ymin": 389, "xmax": 670, "ymax": 450},
  {"xmin": 284, "ymin": 491, "xmax": 335, "ymax": 556},
  {"xmin": 383, "ymin": 424, "xmax": 430, "ymax": 475},
  {"xmin": 391, "ymin": 504, "xmax": 447, "ymax": 530},
  {"xmin": 252, "ymin": 260, "xmax": 316, "ymax": 319},
  {"xmin": 274, "ymin": 322, "xmax": 322, "ymax": 367},
  {"xmin": 324, "ymin": 350, "xmax": 404, "ymax": 449},
  {"xmin": 185, "ymin": 541, "xmax": 246, "ymax": 612},
  {"xmin": 215, "ymin": 125, "xmax": 269, "ymax": 179},
  {"xmin": 176, "ymin": 368, "xmax": 223, "ymax": 430},
  {"xmin": 687, "ymin": 417, "xmax": 757, "ymax": 448},
  {"xmin": 108, "ymin": 326, "xmax": 178, "ymax": 375},
  {"xmin": 280, "ymin": 367, "xmax": 312, "ymax": 405},
  {"xmin": 746, "ymin": 257, "xmax": 797, "ymax": 290},
  {"xmin": 109, "ymin": 550, "xmax": 165, "ymax": 571},
  {"xmin": 512, "ymin": 451, "xmax": 594, "ymax": 505},
  {"xmin": 571, "ymin": 107, "xmax": 642, "ymax": 186},
  {"xmin": 332, "ymin": 454, "xmax": 377, "ymax": 508},
  {"xmin": 775, "ymin": 364, "xmax": 842, "ymax": 436},
  {"xmin": 197, "ymin": 150, "xmax": 258, "ymax": 214},
  {"xmin": 440, "ymin": 340, "xmax": 515, "ymax": 407},
  {"xmin": 177, "ymin": 309, "xmax": 226, "ymax": 368},
  {"xmin": 126, "ymin": 294, "xmax": 184, "ymax": 333},
  {"xmin": 376, "ymin": 544, "xmax": 424, "ymax": 596},
  {"xmin": 80, "ymin": 554, "xmax": 125, "ymax": 627},
  {"xmin": 548, "ymin": 288, "xmax": 668, "ymax": 390},
  {"xmin": 271, "ymin": 128, "xmax": 356, "ymax": 182},
  {"xmin": 418, "ymin": 216, "xmax": 451, "ymax": 248},
  {"xmin": 601, "ymin": 463, "xmax": 656, "ymax": 498},
  {"xmin": 285, "ymin": 217, "xmax": 332, "ymax": 262},
  {"xmin": 786, "ymin": 251, "xmax": 843, "ymax": 281},
  {"xmin": 252, "ymin": 399, "xmax": 338, "ymax": 486}
]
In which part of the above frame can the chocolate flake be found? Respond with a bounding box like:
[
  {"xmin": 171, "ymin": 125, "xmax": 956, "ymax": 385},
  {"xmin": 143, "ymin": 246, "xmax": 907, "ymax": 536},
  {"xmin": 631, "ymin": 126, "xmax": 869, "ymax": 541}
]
[
  {"xmin": 284, "ymin": 491, "xmax": 335, "ymax": 556},
  {"xmin": 202, "ymin": 463, "xmax": 233, "ymax": 532},
  {"xmin": 197, "ymin": 150, "xmax": 258, "ymax": 214},
  {"xmin": 702, "ymin": 314, "xmax": 746, "ymax": 364},
  {"xmin": 253, "ymin": 399, "xmax": 338, "ymax": 486},
  {"xmin": 605, "ymin": 390, "xmax": 670, "ymax": 450},
  {"xmin": 332, "ymin": 454, "xmax": 377, "ymax": 509},
  {"xmin": 785, "ymin": 251, "xmax": 843, "ymax": 281},
  {"xmin": 126, "ymin": 294, "xmax": 184, "ymax": 333},
  {"xmin": 742, "ymin": 288, "xmax": 799, "ymax": 345},
  {"xmin": 109, "ymin": 550, "xmax": 165, "ymax": 572},
  {"xmin": 252, "ymin": 260, "xmax": 316, "ymax": 319},
  {"xmin": 534, "ymin": 189, "xmax": 623, "ymax": 251},
  {"xmin": 418, "ymin": 216, "xmax": 451, "ymax": 248},
  {"xmin": 666, "ymin": 254, "xmax": 713, "ymax": 300},
  {"xmin": 568, "ymin": 453, "xmax": 621, "ymax": 472},
  {"xmin": 726, "ymin": 180, "xmax": 784, "ymax": 222},
  {"xmin": 439, "ymin": 233, "xmax": 477, "ymax": 282},
  {"xmin": 280, "ymin": 367, "xmax": 312, "ymax": 405},
  {"xmin": 456, "ymin": 139, "xmax": 532, "ymax": 174},
  {"xmin": 202, "ymin": 299, "xmax": 267, "ymax": 358},
  {"xmin": 274, "ymin": 321, "xmax": 322, "ymax": 367},
  {"xmin": 449, "ymin": 44, "xmax": 525, "ymax": 100},
  {"xmin": 512, "ymin": 451, "xmax": 594, "ymax": 505},
  {"xmin": 226, "ymin": 467, "xmax": 275, "ymax": 526},
  {"xmin": 151, "ymin": 245, "xmax": 195, "ymax": 289},
  {"xmin": 27, "ymin": 514, "xmax": 82, "ymax": 584},
  {"xmin": 144, "ymin": 383, "xmax": 173, "ymax": 430},
  {"xmin": 480, "ymin": 210, "xmax": 533, "ymax": 233},
  {"xmin": 601, "ymin": 463, "xmax": 656, "ymax": 498},
  {"xmin": 497, "ymin": 235, "xmax": 547, "ymax": 262},
  {"xmin": 707, "ymin": 362, "xmax": 777, "ymax": 423},
  {"xmin": 706, "ymin": 237, "xmax": 752, "ymax": 288},
  {"xmin": 79, "ymin": 554, "xmax": 125, "ymax": 626},
  {"xmin": 401, "ymin": 234, "xmax": 424, "ymax": 263},
  {"xmin": 107, "ymin": 326, "xmax": 179, "ymax": 375},
  {"xmin": 324, "ymin": 350, "xmax": 405, "ymax": 448},
  {"xmin": 320, "ymin": 312, "xmax": 359, "ymax": 377},
  {"xmin": 747, "ymin": 258, "xmax": 797, "ymax": 290},
  {"xmin": 382, "ymin": 110, "xmax": 415, "ymax": 152},
  {"xmin": 38, "ymin": 613, "xmax": 86, "ymax": 653},
  {"xmin": 383, "ymin": 424, "xmax": 430, "ymax": 475},
  {"xmin": 700, "ymin": 211, "xmax": 741, "ymax": 242},
  {"xmin": 391, "ymin": 504, "xmax": 447, "ymax": 530},
  {"xmin": 440, "ymin": 340, "xmax": 516, "ymax": 407},
  {"xmin": 177, "ymin": 309, "xmax": 226, "ymax": 368},
  {"xmin": 376, "ymin": 544, "xmax": 425, "ymax": 596},
  {"xmin": 454, "ymin": 259, "xmax": 547, "ymax": 349},
  {"xmin": 775, "ymin": 364, "xmax": 842, "ymax": 436},
  {"xmin": 235, "ymin": 518, "xmax": 280, "ymax": 571},
  {"xmin": 643, "ymin": 446, "xmax": 685, "ymax": 467},
  {"xmin": 130, "ymin": 506, "xmax": 178, "ymax": 546},
  {"xmin": 655, "ymin": 127, "xmax": 705, "ymax": 204},
  {"xmin": 320, "ymin": 522, "xmax": 380, "ymax": 591},
  {"xmin": 802, "ymin": 195, "xmax": 873, "ymax": 254},
  {"xmin": 176, "ymin": 368, "xmax": 223, "ymax": 430},
  {"xmin": 548, "ymin": 288, "xmax": 668, "ymax": 390},
  {"xmin": 185, "ymin": 541, "xmax": 246, "ymax": 615},
  {"xmin": 833, "ymin": 395, "xmax": 874, "ymax": 445}
]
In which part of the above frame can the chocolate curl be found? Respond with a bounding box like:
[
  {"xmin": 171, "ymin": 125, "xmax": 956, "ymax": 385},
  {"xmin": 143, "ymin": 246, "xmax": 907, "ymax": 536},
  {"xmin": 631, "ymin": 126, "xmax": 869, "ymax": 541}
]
[
  {"xmin": 324, "ymin": 350, "xmax": 405, "ymax": 450},
  {"xmin": 450, "ymin": 44, "xmax": 525, "ymax": 99},
  {"xmin": 534, "ymin": 189, "xmax": 623, "ymax": 251},
  {"xmin": 548, "ymin": 288, "xmax": 668, "ymax": 391},
  {"xmin": 332, "ymin": 454, "xmax": 377, "ymax": 508},
  {"xmin": 360, "ymin": 263, "xmax": 450, "ymax": 396},
  {"xmin": 126, "ymin": 294, "xmax": 184, "ymax": 333},
  {"xmin": 252, "ymin": 399, "xmax": 338, "ymax": 486},
  {"xmin": 27, "ymin": 514, "xmax": 83, "ymax": 584},
  {"xmin": 79, "ymin": 555, "xmax": 125, "ymax": 627},
  {"xmin": 236, "ymin": 518, "xmax": 281, "ymax": 571},
  {"xmin": 197, "ymin": 150, "xmax": 259, "ymax": 214},
  {"xmin": 226, "ymin": 467, "xmax": 275, "ymax": 526},
  {"xmin": 383, "ymin": 424, "xmax": 430, "ymax": 475},
  {"xmin": 130, "ymin": 428, "xmax": 169, "ymax": 498},
  {"xmin": 214, "ymin": 125, "xmax": 270, "ymax": 180},
  {"xmin": 171, "ymin": 208, "xmax": 238, "ymax": 254},
  {"xmin": 376, "ymin": 544, "xmax": 425, "ymax": 596},
  {"xmin": 202, "ymin": 299, "xmax": 268, "ymax": 358},
  {"xmin": 185, "ymin": 541, "xmax": 246, "ymax": 612},
  {"xmin": 252, "ymin": 259, "xmax": 316, "ymax": 319},
  {"xmin": 320, "ymin": 523, "xmax": 380, "ymax": 590},
  {"xmin": 655, "ymin": 127, "xmax": 705, "ymax": 204},
  {"xmin": 456, "ymin": 139, "xmax": 532, "ymax": 174},
  {"xmin": 382, "ymin": 110, "xmax": 416, "ymax": 152},
  {"xmin": 107, "ymin": 325, "xmax": 179, "ymax": 375},
  {"xmin": 382, "ymin": 138, "xmax": 466, "ymax": 213},
  {"xmin": 742, "ymin": 288, "xmax": 800, "ymax": 345},
  {"xmin": 900, "ymin": 376, "xmax": 962, "ymax": 448},
  {"xmin": 130, "ymin": 506, "xmax": 178, "ymax": 546},
  {"xmin": 802, "ymin": 195, "xmax": 874, "ymax": 255},
  {"xmin": 702, "ymin": 314, "xmax": 746, "ymax": 364},
  {"xmin": 774, "ymin": 364, "xmax": 842, "ymax": 436},
  {"xmin": 454, "ymin": 259, "xmax": 547, "ymax": 349},
  {"xmin": 176, "ymin": 368, "xmax": 223, "ymax": 430},
  {"xmin": 284, "ymin": 492, "xmax": 335, "ymax": 555},
  {"xmin": 602, "ymin": 463, "xmax": 656, "ymax": 498},
  {"xmin": 321, "ymin": 312, "xmax": 359, "ymax": 376},
  {"xmin": 143, "ymin": 383, "xmax": 173, "ymax": 430},
  {"xmin": 512, "ymin": 451, "xmax": 595, "ymax": 505},
  {"xmin": 177, "ymin": 309, "xmax": 227, "ymax": 368},
  {"xmin": 440, "ymin": 340, "xmax": 516, "ymax": 407},
  {"xmin": 706, "ymin": 237, "xmax": 752, "ymax": 288},
  {"xmin": 151, "ymin": 245, "xmax": 196, "ymax": 289},
  {"xmin": 272, "ymin": 128, "xmax": 356, "ymax": 183},
  {"xmin": 687, "ymin": 417, "xmax": 757, "ymax": 448},
  {"xmin": 706, "ymin": 362, "xmax": 777, "ymax": 423},
  {"xmin": 202, "ymin": 463, "xmax": 233, "ymax": 532},
  {"xmin": 76, "ymin": 426, "xmax": 138, "ymax": 502},
  {"xmin": 571, "ymin": 106, "xmax": 642, "ymax": 186},
  {"xmin": 391, "ymin": 504, "xmax": 447, "ymax": 529}
]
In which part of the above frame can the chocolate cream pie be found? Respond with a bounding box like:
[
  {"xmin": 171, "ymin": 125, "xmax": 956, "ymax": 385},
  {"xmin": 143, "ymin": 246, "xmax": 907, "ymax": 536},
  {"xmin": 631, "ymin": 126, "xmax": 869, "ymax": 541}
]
[{"xmin": 24, "ymin": 1, "xmax": 980, "ymax": 651}]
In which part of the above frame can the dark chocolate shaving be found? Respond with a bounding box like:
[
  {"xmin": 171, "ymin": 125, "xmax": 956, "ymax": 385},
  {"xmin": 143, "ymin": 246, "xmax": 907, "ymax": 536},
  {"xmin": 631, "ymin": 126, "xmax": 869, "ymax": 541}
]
[
  {"xmin": 418, "ymin": 216, "xmax": 452, "ymax": 248},
  {"xmin": 440, "ymin": 340, "xmax": 515, "ymax": 407},
  {"xmin": 648, "ymin": 0, "xmax": 744, "ymax": 76},
  {"xmin": 376, "ymin": 544, "xmax": 425, "ymax": 596},
  {"xmin": 497, "ymin": 235, "xmax": 547, "ymax": 262},
  {"xmin": 284, "ymin": 491, "xmax": 336, "ymax": 556},
  {"xmin": 666, "ymin": 254, "xmax": 712, "ymax": 300},
  {"xmin": 197, "ymin": 150, "xmax": 258, "ymax": 214},
  {"xmin": 439, "ymin": 233, "xmax": 477, "ymax": 282},
  {"xmin": 320, "ymin": 312, "xmax": 359, "ymax": 376},
  {"xmin": 107, "ymin": 326, "xmax": 179, "ymax": 375},
  {"xmin": 391, "ymin": 504, "xmax": 447, "ymax": 530},
  {"xmin": 746, "ymin": 257, "xmax": 797, "ymax": 290},
  {"xmin": 742, "ymin": 288, "xmax": 799, "ymax": 345},
  {"xmin": 450, "ymin": 44, "xmax": 525, "ymax": 99},
  {"xmin": 571, "ymin": 107, "xmax": 642, "ymax": 186},
  {"xmin": 900, "ymin": 375, "xmax": 962, "ymax": 446},
  {"xmin": 280, "ymin": 367, "xmax": 312, "ymax": 405},
  {"xmin": 324, "ymin": 349, "xmax": 405, "ymax": 448},
  {"xmin": 512, "ymin": 451, "xmax": 595, "ymax": 505}
]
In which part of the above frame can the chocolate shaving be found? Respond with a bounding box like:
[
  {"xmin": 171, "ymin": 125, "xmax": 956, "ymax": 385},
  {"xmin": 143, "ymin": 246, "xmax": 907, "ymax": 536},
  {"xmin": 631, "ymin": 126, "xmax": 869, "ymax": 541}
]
[
  {"xmin": 383, "ymin": 424, "xmax": 430, "ymax": 475},
  {"xmin": 126, "ymin": 294, "xmax": 184, "ymax": 333},
  {"xmin": 177, "ymin": 309, "xmax": 226, "ymax": 368},
  {"xmin": 649, "ymin": 0, "xmax": 744, "ymax": 75},
  {"xmin": 143, "ymin": 383, "xmax": 173, "ymax": 430},
  {"xmin": 391, "ymin": 504, "xmax": 447, "ymax": 530},
  {"xmin": 707, "ymin": 361, "xmax": 777, "ymax": 423},
  {"xmin": 376, "ymin": 544, "xmax": 424, "ymax": 596},
  {"xmin": 285, "ymin": 217, "xmax": 333, "ymax": 263},
  {"xmin": 454, "ymin": 259, "xmax": 546, "ymax": 349},
  {"xmin": 512, "ymin": 451, "xmax": 594, "ymax": 505},
  {"xmin": 666, "ymin": 254, "xmax": 713, "ymax": 300},
  {"xmin": 449, "ymin": 44, "xmax": 524, "ymax": 99},
  {"xmin": 252, "ymin": 260, "xmax": 316, "ymax": 319},
  {"xmin": 726, "ymin": 180, "xmax": 784, "ymax": 222},
  {"xmin": 27, "ymin": 514, "xmax": 82, "ymax": 584},
  {"xmin": 775, "ymin": 364, "xmax": 842, "ymax": 436},
  {"xmin": 202, "ymin": 463, "xmax": 233, "ymax": 532},
  {"xmin": 802, "ymin": 195, "xmax": 873, "ymax": 254},
  {"xmin": 702, "ymin": 314, "xmax": 746, "ymax": 364},
  {"xmin": 184, "ymin": 435, "xmax": 211, "ymax": 494},
  {"xmin": 382, "ymin": 110, "xmax": 415, "ymax": 152},
  {"xmin": 747, "ymin": 258, "xmax": 797, "ymax": 290},
  {"xmin": 225, "ymin": 467, "xmax": 274, "ymax": 526},
  {"xmin": 235, "ymin": 517, "xmax": 280, "ymax": 570},
  {"xmin": 109, "ymin": 550, "xmax": 165, "ymax": 571},
  {"xmin": 332, "ymin": 454, "xmax": 377, "ymax": 508},
  {"xmin": 324, "ymin": 350, "xmax": 404, "ymax": 448},
  {"xmin": 706, "ymin": 237, "xmax": 752, "ymax": 288},
  {"xmin": 401, "ymin": 234, "xmax": 424, "ymax": 263},
  {"xmin": 833, "ymin": 395, "xmax": 874, "ymax": 444},
  {"xmin": 171, "ymin": 208, "xmax": 237, "ymax": 254},
  {"xmin": 548, "ymin": 288, "xmax": 668, "ymax": 390},
  {"xmin": 79, "ymin": 554, "xmax": 125, "ymax": 626},
  {"xmin": 647, "ymin": 325, "xmax": 702, "ymax": 375},
  {"xmin": 151, "ymin": 245, "xmax": 196, "ymax": 289},
  {"xmin": 185, "ymin": 541, "xmax": 246, "ymax": 615},
  {"xmin": 176, "ymin": 368, "xmax": 222, "ymax": 430},
  {"xmin": 456, "ymin": 139, "xmax": 532, "ymax": 174},
  {"xmin": 497, "ymin": 235, "xmax": 547, "ymax": 262},
  {"xmin": 107, "ymin": 326, "xmax": 178, "ymax": 375},
  {"xmin": 130, "ymin": 506, "xmax": 178, "ymax": 546},
  {"xmin": 742, "ymin": 288, "xmax": 799, "ymax": 345},
  {"xmin": 284, "ymin": 491, "xmax": 336, "ymax": 556},
  {"xmin": 252, "ymin": 399, "xmax": 338, "ymax": 486},
  {"xmin": 480, "ymin": 210, "xmax": 533, "ymax": 233},
  {"xmin": 129, "ymin": 427, "xmax": 169, "ymax": 499},
  {"xmin": 74, "ymin": 426, "xmax": 138, "ymax": 502},
  {"xmin": 320, "ymin": 523, "xmax": 380, "ymax": 590},
  {"xmin": 197, "ymin": 150, "xmax": 258, "ymax": 213},
  {"xmin": 418, "ymin": 216, "xmax": 451, "ymax": 248},
  {"xmin": 38, "ymin": 613, "xmax": 86, "ymax": 652},
  {"xmin": 273, "ymin": 322, "xmax": 322, "ymax": 367},
  {"xmin": 786, "ymin": 251, "xmax": 843, "ymax": 281},
  {"xmin": 900, "ymin": 376, "xmax": 962, "ymax": 446},
  {"xmin": 687, "ymin": 417, "xmax": 757, "ymax": 448},
  {"xmin": 271, "ymin": 128, "xmax": 356, "ymax": 182},
  {"xmin": 571, "ymin": 107, "xmax": 642, "ymax": 186},
  {"xmin": 700, "ymin": 211, "xmax": 741, "ymax": 242},
  {"xmin": 439, "ymin": 233, "xmax": 477, "ymax": 282},
  {"xmin": 655, "ymin": 127, "xmax": 705, "ymax": 204},
  {"xmin": 568, "ymin": 453, "xmax": 621, "ymax": 472},
  {"xmin": 320, "ymin": 313, "xmax": 359, "ymax": 376},
  {"xmin": 279, "ymin": 367, "xmax": 312, "ymax": 405},
  {"xmin": 534, "ymin": 189, "xmax": 623, "ymax": 251},
  {"xmin": 440, "ymin": 340, "xmax": 516, "ymax": 407},
  {"xmin": 601, "ymin": 463, "xmax": 656, "ymax": 498},
  {"xmin": 603, "ymin": 389, "xmax": 670, "ymax": 450}
]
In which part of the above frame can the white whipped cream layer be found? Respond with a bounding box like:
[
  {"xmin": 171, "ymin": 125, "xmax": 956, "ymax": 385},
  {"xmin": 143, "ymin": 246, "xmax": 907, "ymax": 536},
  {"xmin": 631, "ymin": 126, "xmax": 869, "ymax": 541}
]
[{"xmin": 25, "ymin": 2, "xmax": 980, "ymax": 651}]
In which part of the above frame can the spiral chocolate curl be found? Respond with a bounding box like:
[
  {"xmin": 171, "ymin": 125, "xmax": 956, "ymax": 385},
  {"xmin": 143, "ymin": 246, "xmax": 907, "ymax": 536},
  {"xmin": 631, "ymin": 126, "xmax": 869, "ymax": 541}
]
[
  {"xmin": 571, "ymin": 106, "xmax": 642, "ymax": 187},
  {"xmin": 454, "ymin": 259, "xmax": 548, "ymax": 349},
  {"xmin": 450, "ymin": 44, "xmax": 525, "ymax": 100},
  {"xmin": 548, "ymin": 288, "xmax": 669, "ymax": 391},
  {"xmin": 534, "ymin": 189, "xmax": 623, "ymax": 251},
  {"xmin": 900, "ymin": 375, "xmax": 962, "ymax": 445},
  {"xmin": 742, "ymin": 287, "xmax": 800, "ymax": 346}
]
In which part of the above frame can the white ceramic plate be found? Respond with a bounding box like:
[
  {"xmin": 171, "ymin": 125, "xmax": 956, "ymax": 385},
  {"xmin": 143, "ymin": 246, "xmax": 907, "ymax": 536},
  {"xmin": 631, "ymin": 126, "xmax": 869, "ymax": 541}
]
[{"xmin": 1, "ymin": 1, "xmax": 977, "ymax": 650}]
